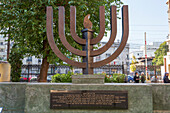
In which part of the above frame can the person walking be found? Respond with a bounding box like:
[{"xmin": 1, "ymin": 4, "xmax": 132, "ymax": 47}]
[
  {"xmin": 163, "ymin": 72, "xmax": 170, "ymax": 83},
  {"xmin": 141, "ymin": 72, "xmax": 145, "ymax": 83},
  {"xmin": 134, "ymin": 72, "xmax": 139, "ymax": 83}
]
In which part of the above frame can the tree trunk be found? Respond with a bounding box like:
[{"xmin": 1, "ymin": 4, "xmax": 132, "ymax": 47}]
[
  {"xmin": 7, "ymin": 28, "xmax": 10, "ymax": 61},
  {"xmin": 7, "ymin": 35, "xmax": 10, "ymax": 61},
  {"xmin": 38, "ymin": 39, "xmax": 49, "ymax": 82}
]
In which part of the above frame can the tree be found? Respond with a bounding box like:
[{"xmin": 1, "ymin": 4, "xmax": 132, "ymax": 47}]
[
  {"xmin": 152, "ymin": 41, "xmax": 168, "ymax": 66},
  {"xmin": 130, "ymin": 55, "xmax": 137, "ymax": 72},
  {"xmin": 0, "ymin": 0, "xmax": 123, "ymax": 82}
]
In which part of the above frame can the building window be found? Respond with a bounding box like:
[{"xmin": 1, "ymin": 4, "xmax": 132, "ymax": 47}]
[
  {"xmin": 96, "ymin": 56, "xmax": 100, "ymax": 61},
  {"xmin": 0, "ymin": 42, "xmax": 3, "ymax": 45},
  {"xmin": 0, "ymin": 49, "xmax": 3, "ymax": 52},
  {"xmin": 38, "ymin": 59, "xmax": 41, "ymax": 63},
  {"xmin": 26, "ymin": 57, "xmax": 32, "ymax": 62},
  {"xmin": 106, "ymin": 54, "xmax": 111, "ymax": 57},
  {"xmin": 126, "ymin": 62, "xmax": 129, "ymax": 65}
]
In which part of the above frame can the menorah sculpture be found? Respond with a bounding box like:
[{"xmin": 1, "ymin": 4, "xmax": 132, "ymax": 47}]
[{"xmin": 46, "ymin": 5, "xmax": 129, "ymax": 74}]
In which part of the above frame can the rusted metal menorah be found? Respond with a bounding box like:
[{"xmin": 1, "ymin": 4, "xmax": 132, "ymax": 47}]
[{"xmin": 46, "ymin": 5, "xmax": 129, "ymax": 74}]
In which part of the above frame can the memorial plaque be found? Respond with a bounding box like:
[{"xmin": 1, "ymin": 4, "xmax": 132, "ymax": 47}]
[{"xmin": 50, "ymin": 90, "xmax": 128, "ymax": 109}]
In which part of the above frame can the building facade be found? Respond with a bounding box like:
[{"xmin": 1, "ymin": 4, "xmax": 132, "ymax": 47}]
[
  {"xmin": 162, "ymin": 0, "xmax": 170, "ymax": 77},
  {"xmin": 22, "ymin": 56, "xmax": 42, "ymax": 65},
  {"xmin": 0, "ymin": 35, "xmax": 7, "ymax": 60},
  {"xmin": 130, "ymin": 42, "xmax": 162, "ymax": 63}
]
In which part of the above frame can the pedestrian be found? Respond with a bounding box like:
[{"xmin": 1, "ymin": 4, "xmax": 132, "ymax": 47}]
[
  {"xmin": 163, "ymin": 72, "xmax": 170, "ymax": 83},
  {"xmin": 134, "ymin": 72, "xmax": 139, "ymax": 83},
  {"xmin": 141, "ymin": 72, "xmax": 145, "ymax": 83}
]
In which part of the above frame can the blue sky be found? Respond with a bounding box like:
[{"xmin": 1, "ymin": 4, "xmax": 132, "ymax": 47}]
[{"xmin": 102, "ymin": 0, "xmax": 169, "ymax": 51}]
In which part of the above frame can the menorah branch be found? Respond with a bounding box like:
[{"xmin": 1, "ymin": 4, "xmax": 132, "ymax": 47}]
[
  {"xmin": 91, "ymin": 6, "xmax": 105, "ymax": 44},
  {"xmin": 46, "ymin": 6, "xmax": 86, "ymax": 68},
  {"xmin": 70, "ymin": 6, "xmax": 86, "ymax": 45},
  {"xmin": 90, "ymin": 5, "xmax": 117, "ymax": 57},
  {"xmin": 58, "ymin": 6, "xmax": 86, "ymax": 56}
]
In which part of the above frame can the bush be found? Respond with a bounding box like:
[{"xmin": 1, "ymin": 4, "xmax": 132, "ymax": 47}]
[
  {"xmin": 105, "ymin": 75, "xmax": 112, "ymax": 83},
  {"xmin": 51, "ymin": 71, "xmax": 73, "ymax": 83},
  {"xmin": 115, "ymin": 74, "xmax": 126, "ymax": 83},
  {"xmin": 52, "ymin": 72, "xmax": 125, "ymax": 83},
  {"xmin": 105, "ymin": 73, "xmax": 126, "ymax": 83}
]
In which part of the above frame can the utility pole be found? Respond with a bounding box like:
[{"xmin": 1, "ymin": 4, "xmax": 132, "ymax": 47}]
[{"xmin": 145, "ymin": 32, "xmax": 148, "ymax": 82}]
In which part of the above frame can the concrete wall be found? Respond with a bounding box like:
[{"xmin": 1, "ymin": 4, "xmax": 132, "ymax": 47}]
[
  {"xmin": 0, "ymin": 83, "xmax": 169, "ymax": 113},
  {"xmin": 152, "ymin": 84, "xmax": 170, "ymax": 112}
]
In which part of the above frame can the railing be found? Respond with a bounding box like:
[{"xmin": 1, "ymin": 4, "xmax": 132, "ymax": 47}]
[
  {"xmin": 136, "ymin": 65, "xmax": 161, "ymax": 76},
  {"xmin": 21, "ymin": 64, "xmax": 124, "ymax": 76}
]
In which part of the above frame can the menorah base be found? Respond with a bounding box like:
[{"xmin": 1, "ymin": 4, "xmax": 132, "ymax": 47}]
[{"xmin": 72, "ymin": 75, "xmax": 105, "ymax": 84}]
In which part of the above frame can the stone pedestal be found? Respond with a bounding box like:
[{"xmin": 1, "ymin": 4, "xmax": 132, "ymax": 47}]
[
  {"xmin": 2, "ymin": 83, "xmax": 170, "ymax": 113},
  {"xmin": 72, "ymin": 75, "xmax": 105, "ymax": 84}
]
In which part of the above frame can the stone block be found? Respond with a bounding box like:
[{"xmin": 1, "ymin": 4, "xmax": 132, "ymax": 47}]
[
  {"xmin": 2, "ymin": 82, "xmax": 170, "ymax": 113},
  {"xmin": 24, "ymin": 83, "xmax": 152, "ymax": 113},
  {"xmin": 0, "ymin": 82, "xmax": 26, "ymax": 113},
  {"xmin": 152, "ymin": 83, "xmax": 170, "ymax": 110},
  {"xmin": 72, "ymin": 75, "xmax": 105, "ymax": 84}
]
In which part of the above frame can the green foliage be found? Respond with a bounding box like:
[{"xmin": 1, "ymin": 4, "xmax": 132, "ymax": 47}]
[
  {"xmin": 105, "ymin": 75, "xmax": 112, "ymax": 83},
  {"xmin": 130, "ymin": 65, "xmax": 136, "ymax": 72},
  {"xmin": 8, "ymin": 45, "xmax": 24, "ymax": 82},
  {"xmin": 152, "ymin": 41, "xmax": 168, "ymax": 66},
  {"xmin": 130, "ymin": 55, "xmax": 137, "ymax": 72},
  {"xmin": 115, "ymin": 74, "xmax": 126, "ymax": 83},
  {"xmin": 105, "ymin": 73, "xmax": 125, "ymax": 83},
  {"xmin": 0, "ymin": 0, "xmax": 123, "ymax": 80},
  {"xmin": 51, "ymin": 72, "xmax": 125, "ymax": 83},
  {"xmin": 51, "ymin": 71, "xmax": 73, "ymax": 83},
  {"xmin": 131, "ymin": 55, "xmax": 137, "ymax": 64}
]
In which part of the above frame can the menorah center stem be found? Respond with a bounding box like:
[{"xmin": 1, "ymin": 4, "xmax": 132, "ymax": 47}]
[{"xmin": 81, "ymin": 29, "xmax": 94, "ymax": 74}]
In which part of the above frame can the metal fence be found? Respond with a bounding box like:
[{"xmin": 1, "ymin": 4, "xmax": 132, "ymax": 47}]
[
  {"xmin": 136, "ymin": 65, "xmax": 161, "ymax": 76},
  {"xmin": 21, "ymin": 64, "xmax": 124, "ymax": 76}
]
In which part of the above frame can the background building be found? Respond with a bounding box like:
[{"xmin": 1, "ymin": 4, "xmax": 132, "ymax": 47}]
[
  {"xmin": 130, "ymin": 42, "xmax": 162, "ymax": 63},
  {"xmin": 162, "ymin": 0, "xmax": 170, "ymax": 77},
  {"xmin": 0, "ymin": 35, "xmax": 6, "ymax": 60},
  {"xmin": 23, "ymin": 56, "xmax": 42, "ymax": 65}
]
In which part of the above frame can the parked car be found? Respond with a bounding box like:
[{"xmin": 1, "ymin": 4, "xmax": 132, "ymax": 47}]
[
  {"xmin": 74, "ymin": 71, "xmax": 81, "ymax": 74},
  {"xmin": 20, "ymin": 75, "xmax": 34, "ymax": 82},
  {"xmin": 30, "ymin": 77, "xmax": 37, "ymax": 82},
  {"xmin": 47, "ymin": 75, "xmax": 52, "ymax": 82},
  {"xmin": 125, "ymin": 75, "xmax": 134, "ymax": 83}
]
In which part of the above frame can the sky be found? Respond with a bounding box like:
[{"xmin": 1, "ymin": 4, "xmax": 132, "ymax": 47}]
[{"xmin": 102, "ymin": 0, "xmax": 169, "ymax": 52}]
